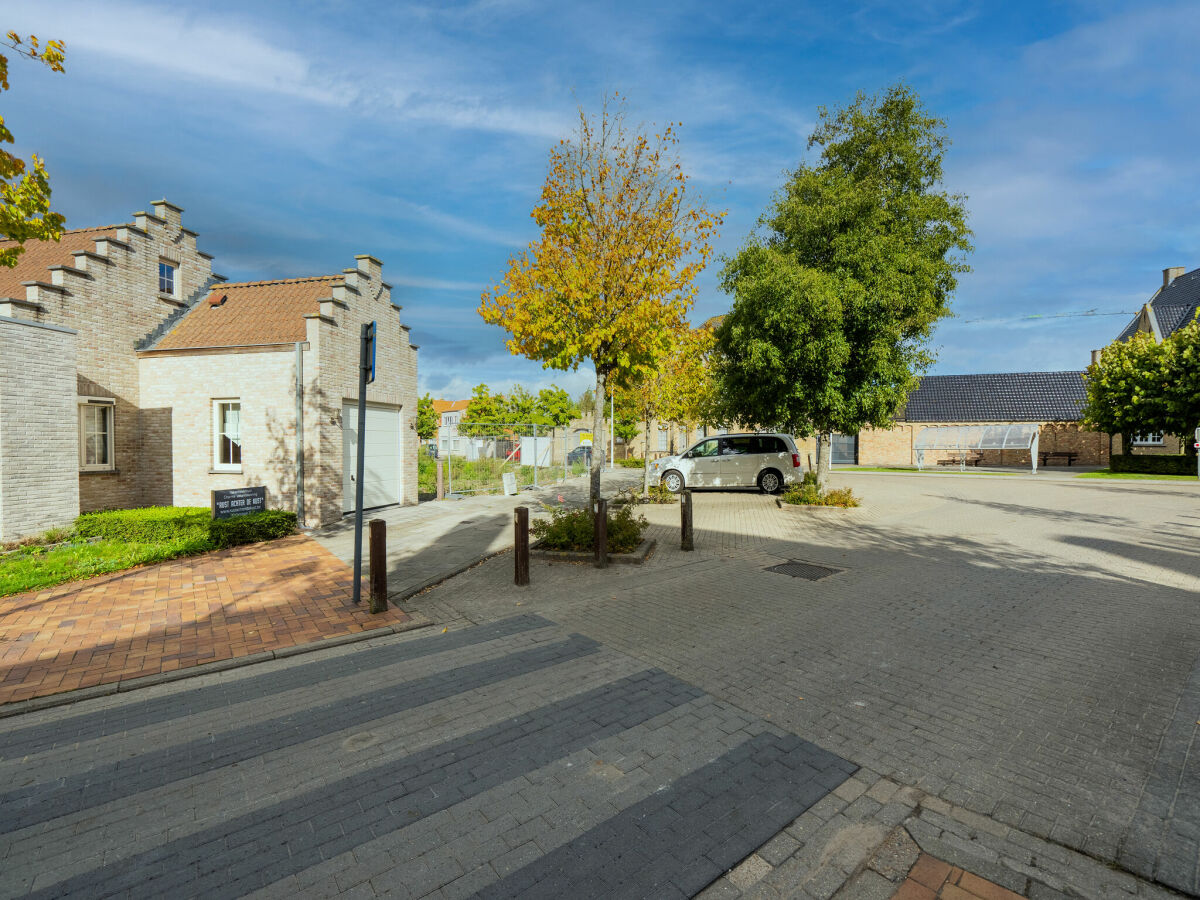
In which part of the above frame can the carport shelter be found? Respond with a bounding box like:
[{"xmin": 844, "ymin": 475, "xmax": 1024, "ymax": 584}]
[{"xmin": 841, "ymin": 371, "xmax": 1107, "ymax": 468}]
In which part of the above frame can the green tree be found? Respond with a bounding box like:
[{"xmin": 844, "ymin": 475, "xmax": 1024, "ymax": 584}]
[
  {"xmin": 480, "ymin": 96, "xmax": 723, "ymax": 505},
  {"xmin": 1164, "ymin": 316, "xmax": 1200, "ymax": 449},
  {"xmin": 609, "ymin": 385, "xmax": 642, "ymax": 447},
  {"xmin": 1084, "ymin": 315, "xmax": 1200, "ymax": 453},
  {"xmin": 416, "ymin": 393, "xmax": 438, "ymax": 440},
  {"xmin": 504, "ymin": 384, "xmax": 537, "ymax": 432},
  {"xmin": 460, "ymin": 383, "xmax": 507, "ymax": 437},
  {"xmin": 1, "ymin": 32, "xmax": 66, "ymax": 268},
  {"xmin": 535, "ymin": 386, "xmax": 579, "ymax": 428},
  {"xmin": 713, "ymin": 83, "xmax": 971, "ymax": 485},
  {"xmin": 577, "ymin": 388, "xmax": 595, "ymax": 417}
]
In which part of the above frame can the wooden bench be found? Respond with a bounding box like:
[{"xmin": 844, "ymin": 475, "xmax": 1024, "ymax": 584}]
[
  {"xmin": 1039, "ymin": 451, "xmax": 1079, "ymax": 466},
  {"xmin": 937, "ymin": 453, "xmax": 982, "ymax": 467}
]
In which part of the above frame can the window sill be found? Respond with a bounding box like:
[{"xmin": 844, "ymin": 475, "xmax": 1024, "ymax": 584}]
[
  {"xmin": 158, "ymin": 292, "xmax": 185, "ymax": 306},
  {"xmin": 80, "ymin": 468, "xmax": 119, "ymax": 476},
  {"xmin": 209, "ymin": 468, "xmax": 243, "ymax": 475}
]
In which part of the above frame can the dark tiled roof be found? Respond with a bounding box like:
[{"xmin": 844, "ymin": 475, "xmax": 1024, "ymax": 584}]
[
  {"xmin": 1116, "ymin": 268, "xmax": 1200, "ymax": 341},
  {"xmin": 902, "ymin": 372, "xmax": 1087, "ymax": 423}
]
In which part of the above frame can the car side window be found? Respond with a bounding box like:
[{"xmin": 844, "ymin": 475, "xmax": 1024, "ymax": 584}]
[
  {"xmin": 689, "ymin": 439, "xmax": 720, "ymax": 458},
  {"xmin": 721, "ymin": 437, "xmax": 754, "ymax": 456}
]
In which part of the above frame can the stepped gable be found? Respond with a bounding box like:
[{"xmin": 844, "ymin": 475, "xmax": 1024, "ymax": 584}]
[{"xmin": 0, "ymin": 225, "xmax": 122, "ymax": 298}]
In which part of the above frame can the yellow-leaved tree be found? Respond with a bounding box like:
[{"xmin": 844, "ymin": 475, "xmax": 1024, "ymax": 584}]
[
  {"xmin": 480, "ymin": 96, "xmax": 723, "ymax": 506},
  {"xmin": 1, "ymin": 32, "xmax": 66, "ymax": 267}
]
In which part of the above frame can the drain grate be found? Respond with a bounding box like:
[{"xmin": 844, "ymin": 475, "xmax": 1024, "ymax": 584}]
[{"xmin": 765, "ymin": 560, "xmax": 842, "ymax": 581}]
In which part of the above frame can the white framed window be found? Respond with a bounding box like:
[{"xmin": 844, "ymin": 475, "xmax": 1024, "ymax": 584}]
[
  {"xmin": 159, "ymin": 261, "xmax": 176, "ymax": 296},
  {"xmin": 1132, "ymin": 432, "xmax": 1164, "ymax": 446},
  {"xmin": 212, "ymin": 400, "xmax": 242, "ymax": 471},
  {"xmin": 79, "ymin": 400, "xmax": 114, "ymax": 471},
  {"xmin": 658, "ymin": 428, "xmax": 669, "ymax": 451}
]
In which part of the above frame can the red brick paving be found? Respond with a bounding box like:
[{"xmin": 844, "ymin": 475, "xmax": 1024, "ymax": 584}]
[
  {"xmin": 895, "ymin": 854, "xmax": 1025, "ymax": 899},
  {"xmin": 0, "ymin": 535, "xmax": 411, "ymax": 705}
]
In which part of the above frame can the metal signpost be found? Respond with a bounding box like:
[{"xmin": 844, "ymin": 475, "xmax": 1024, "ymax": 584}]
[
  {"xmin": 352, "ymin": 321, "xmax": 376, "ymax": 605},
  {"xmin": 1195, "ymin": 426, "xmax": 1200, "ymax": 480}
]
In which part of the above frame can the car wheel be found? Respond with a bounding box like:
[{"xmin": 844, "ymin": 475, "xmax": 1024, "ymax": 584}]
[
  {"xmin": 758, "ymin": 469, "xmax": 782, "ymax": 494},
  {"xmin": 662, "ymin": 470, "xmax": 684, "ymax": 493}
]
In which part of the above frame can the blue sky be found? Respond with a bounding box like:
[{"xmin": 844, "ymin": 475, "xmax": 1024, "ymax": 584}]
[{"xmin": 7, "ymin": 0, "xmax": 1200, "ymax": 400}]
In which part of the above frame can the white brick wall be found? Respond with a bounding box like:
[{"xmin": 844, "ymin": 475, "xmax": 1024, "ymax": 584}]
[{"xmin": 0, "ymin": 317, "xmax": 80, "ymax": 541}]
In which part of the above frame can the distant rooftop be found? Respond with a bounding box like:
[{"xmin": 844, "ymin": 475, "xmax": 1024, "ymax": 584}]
[{"xmin": 902, "ymin": 372, "xmax": 1087, "ymax": 423}]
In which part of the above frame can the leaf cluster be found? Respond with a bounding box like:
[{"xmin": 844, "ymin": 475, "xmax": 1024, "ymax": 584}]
[
  {"xmin": 712, "ymin": 83, "xmax": 972, "ymax": 438},
  {"xmin": 0, "ymin": 32, "xmax": 66, "ymax": 268},
  {"xmin": 479, "ymin": 95, "xmax": 724, "ymax": 388},
  {"xmin": 1083, "ymin": 315, "xmax": 1200, "ymax": 444},
  {"xmin": 459, "ymin": 382, "xmax": 581, "ymax": 436}
]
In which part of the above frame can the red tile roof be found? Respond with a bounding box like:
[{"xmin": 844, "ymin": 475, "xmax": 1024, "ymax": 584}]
[
  {"xmin": 432, "ymin": 398, "xmax": 470, "ymax": 415},
  {"xmin": 0, "ymin": 225, "xmax": 121, "ymax": 299},
  {"xmin": 153, "ymin": 276, "xmax": 341, "ymax": 350}
]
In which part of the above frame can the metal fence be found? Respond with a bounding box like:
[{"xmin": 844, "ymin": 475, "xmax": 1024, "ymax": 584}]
[{"xmin": 421, "ymin": 423, "xmax": 597, "ymax": 497}]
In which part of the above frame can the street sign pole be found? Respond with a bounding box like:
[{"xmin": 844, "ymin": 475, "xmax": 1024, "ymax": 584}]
[{"xmin": 351, "ymin": 321, "xmax": 376, "ymax": 605}]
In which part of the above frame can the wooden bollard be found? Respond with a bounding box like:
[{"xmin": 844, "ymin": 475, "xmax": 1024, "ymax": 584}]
[
  {"xmin": 368, "ymin": 518, "xmax": 388, "ymax": 613},
  {"xmin": 681, "ymin": 489, "xmax": 694, "ymax": 551},
  {"xmin": 514, "ymin": 506, "xmax": 530, "ymax": 586},
  {"xmin": 594, "ymin": 498, "xmax": 608, "ymax": 569},
  {"xmin": 436, "ymin": 458, "xmax": 445, "ymax": 500}
]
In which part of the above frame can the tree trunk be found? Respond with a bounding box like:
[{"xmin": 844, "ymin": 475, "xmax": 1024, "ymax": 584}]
[
  {"xmin": 816, "ymin": 432, "xmax": 832, "ymax": 488},
  {"xmin": 643, "ymin": 414, "xmax": 652, "ymax": 494},
  {"xmin": 591, "ymin": 370, "xmax": 606, "ymax": 509}
]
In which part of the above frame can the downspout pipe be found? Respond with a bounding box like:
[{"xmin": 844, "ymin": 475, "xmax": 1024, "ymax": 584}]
[{"xmin": 295, "ymin": 341, "xmax": 305, "ymax": 526}]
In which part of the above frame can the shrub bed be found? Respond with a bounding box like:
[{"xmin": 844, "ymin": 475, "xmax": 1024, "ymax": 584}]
[
  {"xmin": 781, "ymin": 480, "xmax": 861, "ymax": 508},
  {"xmin": 208, "ymin": 510, "xmax": 298, "ymax": 548},
  {"xmin": 531, "ymin": 503, "xmax": 648, "ymax": 554},
  {"xmin": 616, "ymin": 458, "xmax": 645, "ymax": 468},
  {"xmin": 75, "ymin": 506, "xmax": 211, "ymax": 544},
  {"xmin": 1109, "ymin": 453, "xmax": 1195, "ymax": 476}
]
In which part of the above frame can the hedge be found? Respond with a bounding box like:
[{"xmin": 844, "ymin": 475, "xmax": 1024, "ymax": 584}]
[
  {"xmin": 75, "ymin": 506, "xmax": 211, "ymax": 543},
  {"xmin": 208, "ymin": 510, "xmax": 298, "ymax": 548},
  {"xmin": 1110, "ymin": 454, "xmax": 1196, "ymax": 476},
  {"xmin": 75, "ymin": 507, "xmax": 297, "ymax": 549}
]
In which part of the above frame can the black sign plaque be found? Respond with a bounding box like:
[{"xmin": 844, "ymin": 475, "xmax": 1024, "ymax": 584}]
[{"xmin": 211, "ymin": 486, "xmax": 267, "ymax": 519}]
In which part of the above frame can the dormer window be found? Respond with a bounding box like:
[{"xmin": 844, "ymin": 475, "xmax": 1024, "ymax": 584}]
[{"xmin": 159, "ymin": 261, "xmax": 176, "ymax": 296}]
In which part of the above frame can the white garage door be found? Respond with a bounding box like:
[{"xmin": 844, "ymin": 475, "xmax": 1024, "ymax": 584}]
[{"xmin": 343, "ymin": 402, "xmax": 402, "ymax": 512}]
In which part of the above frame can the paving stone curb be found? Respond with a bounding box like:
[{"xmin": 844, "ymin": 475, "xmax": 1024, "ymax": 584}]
[
  {"xmin": 0, "ymin": 615, "xmax": 436, "ymax": 720},
  {"xmin": 529, "ymin": 537, "xmax": 657, "ymax": 565},
  {"xmin": 695, "ymin": 771, "xmax": 1186, "ymax": 900}
]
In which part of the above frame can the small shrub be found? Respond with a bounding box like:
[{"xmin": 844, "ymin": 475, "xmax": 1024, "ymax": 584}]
[
  {"xmin": 208, "ymin": 510, "xmax": 298, "ymax": 549},
  {"xmin": 616, "ymin": 458, "xmax": 645, "ymax": 469},
  {"xmin": 532, "ymin": 503, "xmax": 648, "ymax": 554},
  {"xmin": 820, "ymin": 487, "xmax": 860, "ymax": 508},
  {"xmin": 75, "ymin": 507, "xmax": 211, "ymax": 543},
  {"xmin": 801, "ymin": 470, "xmax": 819, "ymax": 488},
  {"xmin": 781, "ymin": 484, "xmax": 860, "ymax": 507},
  {"xmin": 645, "ymin": 483, "xmax": 678, "ymax": 504}
]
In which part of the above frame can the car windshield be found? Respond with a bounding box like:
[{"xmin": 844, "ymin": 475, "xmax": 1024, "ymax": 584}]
[{"xmin": 689, "ymin": 439, "xmax": 720, "ymax": 458}]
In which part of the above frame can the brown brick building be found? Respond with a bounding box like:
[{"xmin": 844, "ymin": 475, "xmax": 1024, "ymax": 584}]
[{"xmin": 0, "ymin": 200, "xmax": 418, "ymax": 541}]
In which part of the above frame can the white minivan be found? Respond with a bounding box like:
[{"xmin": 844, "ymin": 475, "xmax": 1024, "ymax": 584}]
[{"xmin": 649, "ymin": 433, "xmax": 802, "ymax": 494}]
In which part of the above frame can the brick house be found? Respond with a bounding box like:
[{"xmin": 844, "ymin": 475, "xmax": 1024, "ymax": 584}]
[
  {"xmin": 0, "ymin": 200, "xmax": 418, "ymax": 541},
  {"xmin": 838, "ymin": 372, "xmax": 1107, "ymax": 468},
  {"xmin": 431, "ymin": 398, "xmax": 470, "ymax": 455}
]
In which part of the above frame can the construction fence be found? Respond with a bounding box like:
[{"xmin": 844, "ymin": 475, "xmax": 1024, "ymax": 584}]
[{"xmin": 419, "ymin": 424, "xmax": 598, "ymax": 497}]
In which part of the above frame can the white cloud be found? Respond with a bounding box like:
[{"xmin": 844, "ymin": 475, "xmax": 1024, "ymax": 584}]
[{"xmin": 11, "ymin": 2, "xmax": 351, "ymax": 105}]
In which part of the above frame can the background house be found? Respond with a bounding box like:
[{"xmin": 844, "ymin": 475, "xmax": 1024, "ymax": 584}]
[{"xmin": 0, "ymin": 200, "xmax": 418, "ymax": 541}]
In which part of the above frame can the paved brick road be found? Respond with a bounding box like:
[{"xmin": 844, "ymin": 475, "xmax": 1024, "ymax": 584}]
[
  {"xmin": 412, "ymin": 472, "xmax": 1200, "ymax": 896},
  {"xmin": 0, "ymin": 534, "xmax": 411, "ymax": 705},
  {"xmin": 1, "ymin": 472, "xmax": 1196, "ymax": 898}
]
